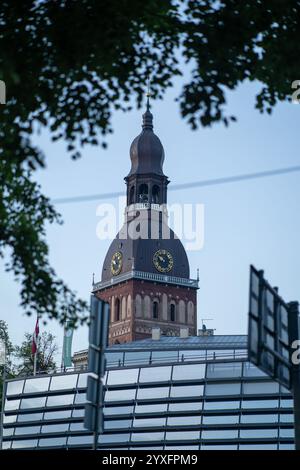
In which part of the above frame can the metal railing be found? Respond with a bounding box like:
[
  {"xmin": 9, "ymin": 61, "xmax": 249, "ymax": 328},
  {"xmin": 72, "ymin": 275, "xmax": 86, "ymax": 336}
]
[{"xmin": 93, "ymin": 270, "xmax": 199, "ymax": 291}]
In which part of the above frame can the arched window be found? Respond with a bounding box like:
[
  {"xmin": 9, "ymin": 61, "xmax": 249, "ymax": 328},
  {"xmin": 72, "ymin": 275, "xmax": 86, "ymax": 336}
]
[
  {"xmin": 129, "ymin": 186, "xmax": 135, "ymax": 204},
  {"xmin": 170, "ymin": 303, "xmax": 176, "ymax": 322},
  {"xmin": 152, "ymin": 185, "xmax": 160, "ymax": 204},
  {"xmin": 115, "ymin": 298, "xmax": 120, "ymax": 322},
  {"xmin": 153, "ymin": 301, "xmax": 159, "ymax": 319},
  {"xmin": 138, "ymin": 183, "xmax": 149, "ymax": 203},
  {"xmin": 187, "ymin": 301, "xmax": 194, "ymax": 325}
]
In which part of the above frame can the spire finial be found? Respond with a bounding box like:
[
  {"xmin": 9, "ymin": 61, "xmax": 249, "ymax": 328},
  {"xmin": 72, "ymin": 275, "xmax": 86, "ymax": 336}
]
[
  {"xmin": 146, "ymin": 76, "xmax": 151, "ymax": 112},
  {"xmin": 142, "ymin": 76, "xmax": 153, "ymax": 130},
  {"xmin": 92, "ymin": 272, "xmax": 95, "ymax": 286}
]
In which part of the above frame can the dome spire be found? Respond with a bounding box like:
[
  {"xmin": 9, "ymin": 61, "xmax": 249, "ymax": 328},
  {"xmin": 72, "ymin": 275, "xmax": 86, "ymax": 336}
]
[{"xmin": 142, "ymin": 78, "xmax": 153, "ymax": 130}]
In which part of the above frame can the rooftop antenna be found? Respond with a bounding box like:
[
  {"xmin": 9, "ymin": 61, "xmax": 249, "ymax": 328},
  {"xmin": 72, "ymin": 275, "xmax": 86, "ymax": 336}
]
[{"xmin": 92, "ymin": 272, "xmax": 95, "ymax": 286}]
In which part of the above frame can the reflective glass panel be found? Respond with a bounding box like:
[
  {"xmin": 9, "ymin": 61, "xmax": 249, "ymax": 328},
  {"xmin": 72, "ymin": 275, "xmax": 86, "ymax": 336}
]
[
  {"xmin": 239, "ymin": 444, "xmax": 277, "ymax": 450},
  {"xmin": 250, "ymin": 296, "xmax": 258, "ymax": 317},
  {"xmin": 279, "ymin": 443, "xmax": 295, "ymax": 450},
  {"xmin": 169, "ymin": 402, "xmax": 203, "ymax": 412},
  {"xmin": 240, "ymin": 414, "xmax": 278, "ymax": 423},
  {"xmin": 170, "ymin": 385, "xmax": 203, "ymax": 397},
  {"xmin": 206, "ymin": 362, "xmax": 242, "ymax": 378},
  {"xmin": 107, "ymin": 368, "xmax": 139, "ymax": 385},
  {"xmin": 46, "ymin": 394, "xmax": 74, "ymax": 407},
  {"xmin": 67, "ymin": 435, "xmax": 93, "ymax": 445},
  {"xmin": 133, "ymin": 418, "xmax": 166, "ymax": 427},
  {"xmin": 105, "ymin": 352, "xmax": 124, "ymax": 366},
  {"xmin": 251, "ymin": 270, "xmax": 259, "ymax": 296},
  {"xmin": 104, "ymin": 420, "xmax": 132, "ymax": 430},
  {"xmin": 201, "ymin": 430, "xmax": 238, "ymax": 439},
  {"xmin": 72, "ymin": 409, "xmax": 85, "ymax": 417},
  {"xmin": 280, "ymin": 399, "xmax": 293, "ymax": 409},
  {"xmin": 103, "ymin": 406, "xmax": 133, "ymax": 416},
  {"xmin": 167, "ymin": 416, "xmax": 201, "ymax": 426},
  {"xmin": 166, "ymin": 431, "xmax": 200, "ymax": 440},
  {"xmin": 151, "ymin": 350, "xmax": 178, "ymax": 363},
  {"xmin": 240, "ymin": 429, "xmax": 278, "ymax": 438},
  {"xmin": 50, "ymin": 374, "xmax": 78, "ymax": 390},
  {"xmin": 124, "ymin": 351, "xmax": 150, "ymax": 366},
  {"xmin": 20, "ymin": 397, "xmax": 46, "ymax": 409},
  {"xmin": 77, "ymin": 373, "xmax": 89, "ymax": 388},
  {"xmin": 280, "ymin": 385, "xmax": 290, "ymax": 395},
  {"xmin": 137, "ymin": 387, "xmax": 169, "ymax": 400},
  {"xmin": 3, "ymin": 427, "xmax": 14, "ymax": 437},
  {"xmin": 280, "ymin": 305, "xmax": 288, "ymax": 327},
  {"xmin": 280, "ymin": 414, "xmax": 293, "ymax": 423},
  {"xmin": 243, "ymin": 363, "xmax": 267, "ymax": 377},
  {"xmin": 69, "ymin": 422, "xmax": 86, "ymax": 431},
  {"xmin": 4, "ymin": 414, "xmax": 17, "ymax": 423},
  {"xmin": 17, "ymin": 412, "xmax": 43, "ymax": 422},
  {"xmin": 179, "ymin": 350, "xmax": 206, "ymax": 362},
  {"xmin": 41, "ymin": 423, "xmax": 69, "ymax": 433},
  {"xmin": 12, "ymin": 439, "xmax": 38, "ymax": 448},
  {"xmin": 105, "ymin": 389, "xmax": 136, "ymax": 402},
  {"xmin": 44, "ymin": 410, "xmax": 72, "ymax": 420},
  {"xmin": 204, "ymin": 401, "xmax": 240, "ymax": 410},
  {"xmin": 279, "ymin": 326, "xmax": 288, "ymax": 344},
  {"xmin": 205, "ymin": 383, "xmax": 241, "ymax": 396},
  {"xmin": 130, "ymin": 446, "xmax": 163, "ymax": 450},
  {"xmin": 172, "ymin": 364, "xmax": 206, "ymax": 381},
  {"xmin": 135, "ymin": 403, "xmax": 168, "ymax": 414},
  {"xmin": 166, "ymin": 445, "xmax": 199, "ymax": 450},
  {"xmin": 14, "ymin": 426, "xmax": 41, "ymax": 435},
  {"xmin": 242, "ymin": 399, "xmax": 279, "ymax": 409},
  {"xmin": 5, "ymin": 399, "xmax": 20, "ymax": 411},
  {"xmin": 6, "ymin": 381, "xmax": 24, "ymax": 396},
  {"xmin": 74, "ymin": 392, "xmax": 86, "ymax": 404},
  {"xmin": 201, "ymin": 444, "xmax": 237, "ymax": 450},
  {"xmin": 1, "ymin": 441, "xmax": 12, "ymax": 449},
  {"xmin": 202, "ymin": 415, "xmax": 239, "ymax": 425},
  {"xmin": 279, "ymin": 428, "xmax": 294, "ymax": 438},
  {"xmin": 243, "ymin": 381, "xmax": 279, "ymax": 395},
  {"xmin": 131, "ymin": 432, "xmax": 164, "ymax": 442},
  {"xmin": 100, "ymin": 433, "xmax": 130, "ymax": 443},
  {"xmin": 39, "ymin": 437, "xmax": 67, "ymax": 447},
  {"xmin": 139, "ymin": 366, "xmax": 171, "ymax": 383},
  {"xmin": 207, "ymin": 350, "xmax": 234, "ymax": 360},
  {"xmin": 24, "ymin": 377, "xmax": 50, "ymax": 393}
]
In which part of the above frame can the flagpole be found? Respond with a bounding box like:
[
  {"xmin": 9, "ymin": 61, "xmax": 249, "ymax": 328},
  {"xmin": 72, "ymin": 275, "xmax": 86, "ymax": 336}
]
[
  {"xmin": 33, "ymin": 350, "xmax": 37, "ymax": 376},
  {"xmin": 32, "ymin": 315, "xmax": 40, "ymax": 376}
]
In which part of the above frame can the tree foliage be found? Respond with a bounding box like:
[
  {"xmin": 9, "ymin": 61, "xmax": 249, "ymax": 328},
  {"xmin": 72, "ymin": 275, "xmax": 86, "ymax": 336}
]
[
  {"xmin": 0, "ymin": 0, "xmax": 299, "ymax": 323},
  {"xmin": 0, "ymin": 321, "xmax": 15, "ymax": 404},
  {"xmin": 14, "ymin": 331, "xmax": 58, "ymax": 375}
]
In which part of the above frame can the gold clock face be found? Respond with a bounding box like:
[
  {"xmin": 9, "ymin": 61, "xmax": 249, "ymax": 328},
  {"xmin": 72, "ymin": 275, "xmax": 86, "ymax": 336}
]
[
  {"xmin": 111, "ymin": 251, "xmax": 123, "ymax": 276},
  {"xmin": 153, "ymin": 249, "xmax": 173, "ymax": 273}
]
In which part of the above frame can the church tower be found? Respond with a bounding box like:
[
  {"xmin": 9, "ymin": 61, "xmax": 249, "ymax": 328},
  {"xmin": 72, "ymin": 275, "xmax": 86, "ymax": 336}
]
[{"xmin": 93, "ymin": 103, "xmax": 198, "ymax": 344}]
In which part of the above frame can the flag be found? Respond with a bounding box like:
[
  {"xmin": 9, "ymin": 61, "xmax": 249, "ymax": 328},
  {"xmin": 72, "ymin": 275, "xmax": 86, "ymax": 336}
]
[
  {"xmin": 62, "ymin": 320, "xmax": 74, "ymax": 368},
  {"xmin": 31, "ymin": 317, "xmax": 39, "ymax": 355}
]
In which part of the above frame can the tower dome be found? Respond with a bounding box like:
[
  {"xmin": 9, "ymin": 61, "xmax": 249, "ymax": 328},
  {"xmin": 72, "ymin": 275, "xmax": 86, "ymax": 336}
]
[{"xmin": 127, "ymin": 106, "xmax": 165, "ymax": 177}]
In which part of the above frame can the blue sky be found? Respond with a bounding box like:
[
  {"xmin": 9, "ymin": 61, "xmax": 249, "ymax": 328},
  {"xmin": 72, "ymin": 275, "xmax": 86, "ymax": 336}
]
[{"xmin": 1, "ymin": 78, "xmax": 299, "ymax": 364}]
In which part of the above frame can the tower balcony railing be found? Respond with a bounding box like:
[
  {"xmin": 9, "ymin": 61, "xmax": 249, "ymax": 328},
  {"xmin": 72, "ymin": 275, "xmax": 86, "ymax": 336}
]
[
  {"xmin": 92, "ymin": 270, "xmax": 199, "ymax": 291},
  {"xmin": 126, "ymin": 202, "xmax": 167, "ymax": 213}
]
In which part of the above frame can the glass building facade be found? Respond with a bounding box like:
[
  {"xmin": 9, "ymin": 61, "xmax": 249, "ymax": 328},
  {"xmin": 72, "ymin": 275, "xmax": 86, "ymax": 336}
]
[{"xmin": 0, "ymin": 335, "xmax": 295, "ymax": 450}]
